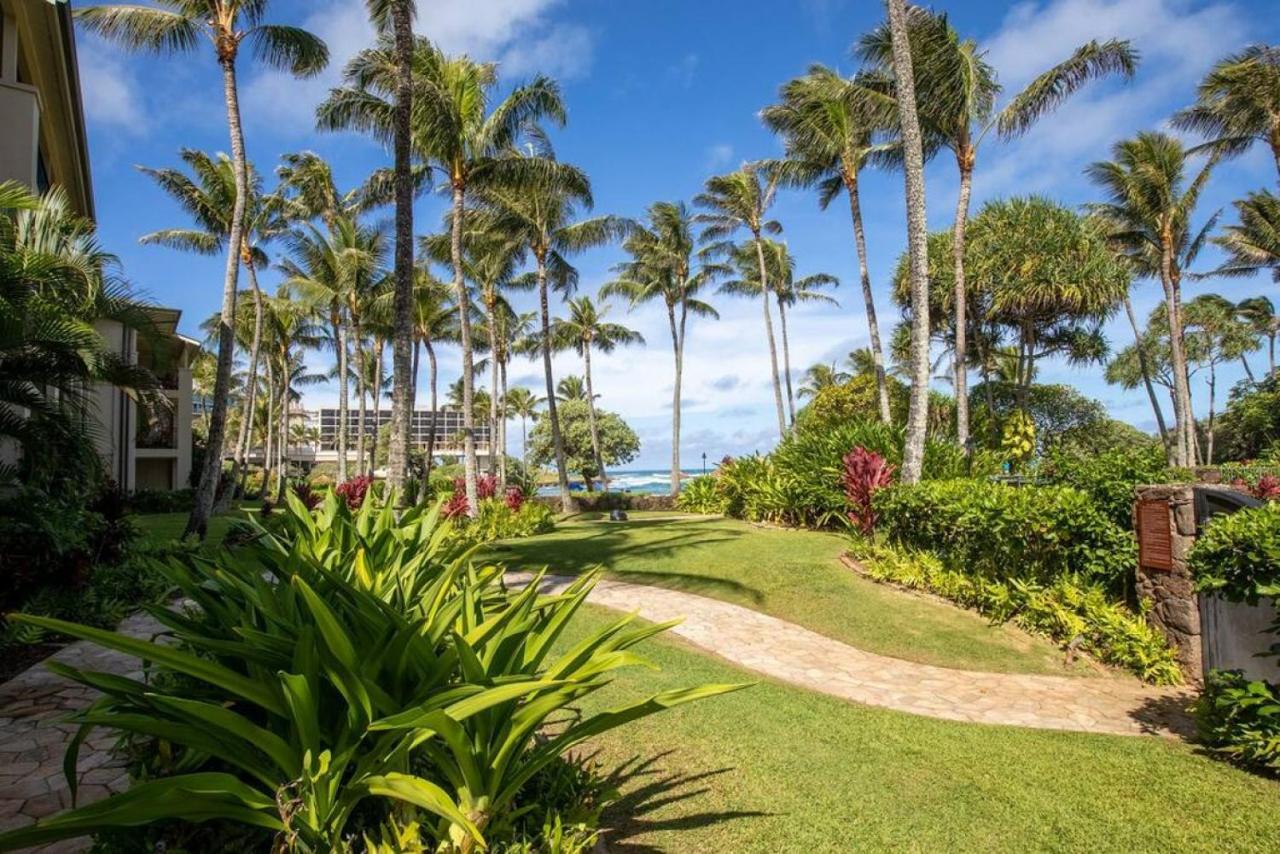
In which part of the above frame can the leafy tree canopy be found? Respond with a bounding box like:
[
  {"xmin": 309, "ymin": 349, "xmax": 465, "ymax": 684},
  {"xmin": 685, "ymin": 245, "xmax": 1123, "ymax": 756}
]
[{"xmin": 527, "ymin": 398, "xmax": 639, "ymax": 482}]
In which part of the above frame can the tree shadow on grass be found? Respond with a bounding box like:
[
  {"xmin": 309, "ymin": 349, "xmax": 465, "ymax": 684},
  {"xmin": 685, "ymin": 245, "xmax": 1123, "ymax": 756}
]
[
  {"xmin": 1128, "ymin": 690, "xmax": 1197, "ymax": 739},
  {"xmin": 592, "ymin": 750, "xmax": 773, "ymax": 853}
]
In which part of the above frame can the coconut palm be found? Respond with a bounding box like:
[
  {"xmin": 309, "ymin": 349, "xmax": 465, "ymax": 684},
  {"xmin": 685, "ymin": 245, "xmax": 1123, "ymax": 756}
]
[
  {"xmin": 798, "ymin": 362, "xmax": 850, "ymax": 400},
  {"xmin": 1173, "ymin": 44, "xmax": 1280, "ymax": 177},
  {"xmin": 603, "ymin": 202, "xmax": 718, "ymax": 497},
  {"xmin": 714, "ymin": 240, "xmax": 838, "ymax": 424},
  {"xmin": 276, "ymin": 151, "xmax": 401, "ymax": 228},
  {"xmin": 858, "ymin": 8, "xmax": 1135, "ymax": 447},
  {"xmin": 878, "ymin": 0, "xmax": 932, "ymax": 484},
  {"xmin": 1087, "ymin": 132, "xmax": 1219, "ymax": 466},
  {"xmin": 475, "ymin": 157, "xmax": 630, "ymax": 513},
  {"xmin": 319, "ymin": 38, "xmax": 566, "ymax": 513},
  {"xmin": 761, "ymin": 65, "xmax": 894, "ymax": 423},
  {"xmin": 138, "ymin": 149, "xmax": 286, "ymax": 499},
  {"xmin": 552, "ymin": 296, "xmax": 643, "ymax": 490},
  {"xmin": 1236, "ymin": 295, "xmax": 1277, "ymax": 374},
  {"xmin": 78, "ymin": 0, "xmax": 328, "ymax": 539},
  {"xmin": 693, "ymin": 167, "xmax": 788, "ymax": 437},
  {"xmin": 408, "ymin": 267, "xmax": 460, "ymax": 483},
  {"xmin": 1214, "ymin": 189, "xmax": 1280, "ymax": 282},
  {"xmin": 555, "ymin": 375, "xmax": 591, "ymax": 402},
  {"xmin": 504, "ymin": 386, "xmax": 542, "ymax": 467}
]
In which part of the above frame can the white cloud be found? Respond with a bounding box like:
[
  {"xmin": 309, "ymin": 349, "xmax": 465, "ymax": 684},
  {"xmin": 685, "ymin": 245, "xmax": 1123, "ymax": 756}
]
[
  {"xmin": 243, "ymin": 0, "xmax": 595, "ymax": 135},
  {"xmin": 78, "ymin": 40, "xmax": 145, "ymax": 132},
  {"xmin": 706, "ymin": 143, "xmax": 735, "ymax": 170}
]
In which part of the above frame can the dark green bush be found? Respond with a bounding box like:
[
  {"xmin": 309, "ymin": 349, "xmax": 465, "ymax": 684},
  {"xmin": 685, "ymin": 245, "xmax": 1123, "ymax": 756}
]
[
  {"xmin": 1194, "ymin": 670, "xmax": 1280, "ymax": 776},
  {"xmin": 1042, "ymin": 443, "xmax": 1174, "ymax": 529},
  {"xmin": 1190, "ymin": 502, "xmax": 1280, "ymax": 604},
  {"xmin": 873, "ymin": 479, "xmax": 1137, "ymax": 589},
  {"xmin": 127, "ymin": 488, "xmax": 195, "ymax": 514}
]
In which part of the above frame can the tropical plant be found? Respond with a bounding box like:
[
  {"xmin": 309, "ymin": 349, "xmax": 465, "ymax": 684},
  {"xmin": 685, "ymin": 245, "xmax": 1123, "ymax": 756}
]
[
  {"xmin": 603, "ymin": 201, "xmax": 719, "ymax": 497},
  {"xmin": 552, "ymin": 296, "xmax": 643, "ymax": 491},
  {"xmin": 504, "ymin": 386, "xmax": 542, "ymax": 468},
  {"xmin": 676, "ymin": 475, "xmax": 726, "ymax": 515},
  {"xmin": 842, "ymin": 446, "xmax": 896, "ymax": 535},
  {"xmin": 1182, "ymin": 294, "xmax": 1263, "ymax": 459},
  {"xmin": 1042, "ymin": 443, "xmax": 1172, "ymax": 530},
  {"xmin": 1173, "ymin": 44, "xmax": 1280, "ymax": 177},
  {"xmin": 798, "ymin": 363, "xmax": 851, "ymax": 401},
  {"xmin": 527, "ymin": 398, "xmax": 639, "ymax": 490},
  {"xmin": 1214, "ymin": 190, "xmax": 1280, "ymax": 286},
  {"xmin": 1194, "ymin": 669, "xmax": 1280, "ymax": 776},
  {"xmin": 78, "ymin": 0, "xmax": 329, "ymax": 539},
  {"xmin": 1236, "ymin": 295, "xmax": 1278, "ymax": 374}
]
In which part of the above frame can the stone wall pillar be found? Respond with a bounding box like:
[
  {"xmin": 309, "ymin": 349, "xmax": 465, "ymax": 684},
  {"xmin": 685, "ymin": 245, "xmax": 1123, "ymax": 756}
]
[{"xmin": 1133, "ymin": 484, "xmax": 1202, "ymax": 681}]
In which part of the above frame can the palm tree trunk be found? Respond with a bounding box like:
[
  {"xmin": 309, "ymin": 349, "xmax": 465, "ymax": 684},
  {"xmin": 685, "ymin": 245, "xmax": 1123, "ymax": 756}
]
[
  {"xmin": 752, "ymin": 234, "xmax": 787, "ymax": 438},
  {"xmin": 1240, "ymin": 355, "xmax": 1256, "ymax": 384},
  {"xmin": 227, "ymin": 261, "xmax": 264, "ymax": 503},
  {"xmin": 487, "ymin": 299, "xmax": 500, "ymax": 483},
  {"xmin": 498, "ymin": 355, "xmax": 509, "ymax": 491},
  {"xmin": 520, "ymin": 414, "xmax": 529, "ymax": 470},
  {"xmin": 263, "ymin": 361, "xmax": 275, "ymax": 498},
  {"xmin": 1123, "ymin": 295, "xmax": 1169, "ymax": 447},
  {"xmin": 278, "ymin": 366, "xmax": 290, "ymax": 498},
  {"xmin": 450, "ymin": 185, "xmax": 479, "ymax": 516},
  {"xmin": 537, "ymin": 253, "xmax": 573, "ymax": 512},
  {"xmin": 668, "ymin": 304, "xmax": 682, "ymax": 498},
  {"xmin": 371, "ymin": 338, "xmax": 384, "ymax": 474},
  {"xmin": 951, "ymin": 153, "xmax": 974, "ymax": 449},
  {"xmin": 386, "ymin": 0, "xmax": 416, "ymax": 502},
  {"xmin": 186, "ymin": 57, "xmax": 248, "ymax": 540},
  {"xmin": 335, "ymin": 310, "xmax": 349, "ymax": 483},
  {"xmin": 353, "ymin": 321, "xmax": 368, "ymax": 475},
  {"xmin": 777, "ymin": 297, "xmax": 796, "ymax": 425},
  {"xmin": 845, "ymin": 171, "xmax": 891, "ymax": 424},
  {"xmin": 583, "ymin": 344, "xmax": 607, "ymax": 490},
  {"xmin": 886, "ymin": 0, "xmax": 931, "ymax": 485},
  {"xmin": 425, "ymin": 339, "xmax": 438, "ymax": 483},
  {"xmin": 1161, "ymin": 242, "xmax": 1194, "ymax": 467}
]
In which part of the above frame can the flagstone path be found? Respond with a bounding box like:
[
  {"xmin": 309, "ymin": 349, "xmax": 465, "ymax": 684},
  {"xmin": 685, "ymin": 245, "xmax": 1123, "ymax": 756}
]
[{"xmin": 0, "ymin": 574, "xmax": 1195, "ymax": 847}]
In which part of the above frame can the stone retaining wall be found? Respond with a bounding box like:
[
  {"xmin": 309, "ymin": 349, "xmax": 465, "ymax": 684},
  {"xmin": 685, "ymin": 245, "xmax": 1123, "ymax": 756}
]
[{"xmin": 1133, "ymin": 484, "xmax": 1202, "ymax": 681}]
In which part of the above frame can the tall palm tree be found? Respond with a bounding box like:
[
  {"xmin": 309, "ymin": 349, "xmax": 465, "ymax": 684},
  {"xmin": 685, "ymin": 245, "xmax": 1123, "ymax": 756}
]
[
  {"xmin": 78, "ymin": 0, "xmax": 327, "ymax": 539},
  {"xmin": 137, "ymin": 149, "xmax": 285, "ymax": 499},
  {"xmin": 694, "ymin": 167, "xmax": 787, "ymax": 437},
  {"xmin": 798, "ymin": 362, "xmax": 850, "ymax": 400},
  {"xmin": 504, "ymin": 386, "xmax": 542, "ymax": 468},
  {"xmin": 319, "ymin": 38, "xmax": 566, "ymax": 514},
  {"xmin": 1173, "ymin": 44, "xmax": 1280, "ymax": 178},
  {"xmin": 880, "ymin": 0, "xmax": 931, "ymax": 485},
  {"xmin": 408, "ymin": 267, "xmax": 460, "ymax": 484},
  {"xmin": 277, "ymin": 151, "xmax": 400, "ymax": 229},
  {"xmin": 555, "ymin": 375, "xmax": 590, "ymax": 402},
  {"xmin": 1236, "ymin": 295, "xmax": 1277, "ymax": 374},
  {"xmin": 761, "ymin": 65, "xmax": 893, "ymax": 423},
  {"xmin": 603, "ymin": 202, "xmax": 718, "ymax": 497},
  {"xmin": 552, "ymin": 296, "xmax": 643, "ymax": 490},
  {"xmin": 476, "ymin": 158, "xmax": 630, "ymax": 512},
  {"xmin": 1214, "ymin": 190, "xmax": 1280, "ymax": 282},
  {"xmin": 1087, "ymin": 132, "xmax": 1218, "ymax": 466},
  {"xmin": 859, "ymin": 8, "xmax": 1135, "ymax": 447}
]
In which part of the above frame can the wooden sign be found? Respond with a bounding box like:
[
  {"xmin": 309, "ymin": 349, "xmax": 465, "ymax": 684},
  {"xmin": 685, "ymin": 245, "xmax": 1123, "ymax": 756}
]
[{"xmin": 1138, "ymin": 500, "xmax": 1173, "ymax": 572}]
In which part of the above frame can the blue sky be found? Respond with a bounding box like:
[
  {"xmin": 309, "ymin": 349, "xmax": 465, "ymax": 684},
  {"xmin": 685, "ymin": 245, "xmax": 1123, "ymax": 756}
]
[{"xmin": 75, "ymin": 0, "xmax": 1280, "ymax": 469}]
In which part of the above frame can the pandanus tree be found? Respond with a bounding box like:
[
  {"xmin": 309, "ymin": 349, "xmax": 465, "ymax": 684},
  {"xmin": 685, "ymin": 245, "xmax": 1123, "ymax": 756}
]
[
  {"xmin": 715, "ymin": 240, "xmax": 838, "ymax": 424},
  {"xmin": 694, "ymin": 168, "xmax": 788, "ymax": 437},
  {"xmin": 78, "ymin": 0, "xmax": 328, "ymax": 539},
  {"xmin": 603, "ymin": 201, "xmax": 718, "ymax": 497},
  {"xmin": 1087, "ymin": 132, "xmax": 1219, "ymax": 466},
  {"xmin": 137, "ymin": 150, "xmax": 285, "ymax": 498},
  {"xmin": 552, "ymin": 296, "xmax": 643, "ymax": 490},
  {"xmin": 476, "ymin": 158, "xmax": 631, "ymax": 512},
  {"xmin": 319, "ymin": 37, "xmax": 566, "ymax": 513},
  {"xmin": 761, "ymin": 64, "xmax": 894, "ymax": 423},
  {"xmin": 1173, "ymin": 44, "xmax": 1280, "ymax": 178},
  {"xmin": 858, "ymin": 6, "xmax": 1136, "ymax": 447}
]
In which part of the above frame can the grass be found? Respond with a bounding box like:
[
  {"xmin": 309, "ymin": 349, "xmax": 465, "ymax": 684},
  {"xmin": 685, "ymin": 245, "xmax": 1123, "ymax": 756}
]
[
  {"xmin": 485, "ymin": 512, "xmax": 1099, "ymax": 677},
  {"xmin": 133, "ymin": 503, "xmax": 250, "ymax": 548},
  {"xmin": 565, "ymin": 604, "xmax": 1280, "ymax": 853}
]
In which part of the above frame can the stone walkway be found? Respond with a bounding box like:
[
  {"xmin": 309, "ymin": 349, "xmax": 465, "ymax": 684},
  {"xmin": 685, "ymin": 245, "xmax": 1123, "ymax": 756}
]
[
  {"xmin": 511, "ymin": 573, "xmax": 1195, "ymax": 737},
  {"xmin": 0, "ymin": 574, "xmax": 1194, "ymax": 845}
]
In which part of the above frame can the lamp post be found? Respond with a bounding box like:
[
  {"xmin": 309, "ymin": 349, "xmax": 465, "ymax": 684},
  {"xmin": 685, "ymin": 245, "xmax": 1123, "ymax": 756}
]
[{"xmin": 701, "ymin": 452, "xmax": 707, "ymax": 476}]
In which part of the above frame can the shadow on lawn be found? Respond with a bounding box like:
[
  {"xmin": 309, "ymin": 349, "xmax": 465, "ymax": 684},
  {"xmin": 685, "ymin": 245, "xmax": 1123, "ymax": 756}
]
[
  {"xmin": 595, "ymin": 750, "xmax": 771, "ymax": 852},
  {"xmin": 487, "ymin": 518, "xmax": 768, "ymax": 605}
]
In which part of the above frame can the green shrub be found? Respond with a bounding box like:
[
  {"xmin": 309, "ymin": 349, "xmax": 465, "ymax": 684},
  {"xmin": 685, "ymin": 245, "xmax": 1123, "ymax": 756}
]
[
  {"xmin": 849, "ymin": 539, "xmax": 1182, "ymax": 684},
  {"xmin": 1042, "ymin": 444, "xmax": 1174, "ymax": 530},
  {"xmin": 127, "ymin": 488, "xmax": 195, "ymax": 514},
  {"xmin": 873, "ymin": 479, "xmax": 1137, "ymax": 590},
  {"xmin": 1193, "ymin": 670, "xmax": 1280, "ymax": 776},
  {"xmin": 677, "ymin": 476, "xmax": 727, "ymax": 515},
  {"xmin": 0, "ymin": 493, "xmax": 743, "ymax": 851},
  {"xmin": 1190, "ymin": 502, "xmax": 1280, "ymax": 604},
  {"xmin": 464, "ymin": 498, "xmax": 556, "ymax": 542}
]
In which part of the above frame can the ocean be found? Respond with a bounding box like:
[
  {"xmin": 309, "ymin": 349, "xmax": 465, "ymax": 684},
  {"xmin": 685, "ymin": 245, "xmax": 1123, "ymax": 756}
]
[{"xmin": 535, "ymin": 469, "xmax": 700, "ymax": 496}]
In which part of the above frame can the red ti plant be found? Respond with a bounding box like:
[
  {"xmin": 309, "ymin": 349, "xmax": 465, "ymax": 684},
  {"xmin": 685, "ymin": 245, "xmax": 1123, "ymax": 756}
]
[
  {"xmin": 1252, "ymin": 474, "xmax": 1280, "ymax": 501},
  {"xmin": 334, "ymin": 475, "xmax": 373, "ymax": 511},
  {"xmin": 505, "ymin": 486, "xmax": 525, "ymax": 511},
  {"xmin": 443, "ymin": 491, "xmax": 470, "ymax": 519},
  {"xmin": 292, "ymin": 482, "xmax": 322, "ymax": 511},
  {"xmin": 841, "ymin": 446, "xmax": 896, "ymax": 535}
]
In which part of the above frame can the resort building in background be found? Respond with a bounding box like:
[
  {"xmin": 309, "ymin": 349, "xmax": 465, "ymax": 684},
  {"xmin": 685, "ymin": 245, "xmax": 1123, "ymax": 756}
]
[{"xmin": 275, "ymin": 407, "xmax": 494, "ymax": 468}]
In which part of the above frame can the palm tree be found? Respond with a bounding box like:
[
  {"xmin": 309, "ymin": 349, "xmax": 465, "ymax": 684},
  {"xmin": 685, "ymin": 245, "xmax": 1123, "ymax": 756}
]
[
  {"xmin": 476, "ymin": 158, "xmax": 630, "ymax": 513},
  {"xmin": 1236, "ymin": 295, "xmax": 1277, "ymax": 374},
  {"xmin": 319, "ymin": 38, "xmax": 566, "ymax": 514},
  {"xmin": 716, "ymin": 240, "xmax": 838, "ymax": 424},
  {"xmin": 555, "ymin": 375, "xmax": 590, "ymax": 402},
  {"xmin": 552, "ymin": 296, "xmax": 643, "ymax": 490},
  {"xmin": 694, "ymin": 167, "xmax": 788, "ymax": 437},
  {"xmin": 137, "ymin": 149, "xmax": 285, "ymax": 499},
  {"xmin": 858, "ymin": 8, "xmax": 1135, "ymax": 446},
  {"xmin": 798, "ymin": 362, "xmax": 850, "ymax": 400},
  {"xmin": 504, "ymin": 386, "xmax": 542, "ymax": 467},
  {"xmin": 1173, "ymin": 44, "xmax": 1280, "ymax": 178},
  {"xmin": 1214, "ymin": 190, "xmax": 1280, "ymax": 282},
  {"xmin": 409, "ymin": 267, "xmax": 460, "ymax": 484},
  {"xmin": 880, "ymin": 0, "xmax": 931, "ymax": 485},
  {"xmin": 761, "ymin": 65, "xmax": 894, "ymax": 423},
  {"xmin": 1087, "ymin": 132, "xmax": 1218, "ymax": 466},
  {"xmin": 78, "ymin": 0, "xmax": 328, "ymax": 539},
  {"xmin": 603, "ymin": 202, "xmax": 718, "ymax": 497}
]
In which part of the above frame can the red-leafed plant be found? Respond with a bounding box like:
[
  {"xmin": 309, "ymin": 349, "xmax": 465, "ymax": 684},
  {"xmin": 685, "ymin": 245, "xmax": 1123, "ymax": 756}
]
[
  {"xmin": 334, "ymin": 475, "xmax": 373, "ymax": 510},
  {"xmin": 443, "ymin": 491, "xmax": 470, "ymax": 519},
  {"xmin": 505, "ymin": 486, "xmax": 525, "ymax": 511},
  {"xmin": 452, "ymin": 475, "xmax": 499, "ymax": 501},
  {"xmin": 292, "ymin": 482, "xmax": 322, "ymax": 510},
  {"xmin": 1251, "ymin": 474, "xmax": 1280, "ymax": 501},
  {"xmin": 841, "ymin": 446, "xmax": 896, "ymax": 535}
]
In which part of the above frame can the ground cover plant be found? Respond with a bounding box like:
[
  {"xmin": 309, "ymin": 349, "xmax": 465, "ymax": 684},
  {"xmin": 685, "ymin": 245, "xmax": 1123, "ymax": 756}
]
[{"xmin": 0, "ymin": 495, "xmax": 742, "ymax": 851}]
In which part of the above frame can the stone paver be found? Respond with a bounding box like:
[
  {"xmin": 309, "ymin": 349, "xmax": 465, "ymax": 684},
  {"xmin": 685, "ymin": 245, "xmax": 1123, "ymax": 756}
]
[{"xmin": 510, "ymin": 573, "xmax": 1195, "ymax": 737}]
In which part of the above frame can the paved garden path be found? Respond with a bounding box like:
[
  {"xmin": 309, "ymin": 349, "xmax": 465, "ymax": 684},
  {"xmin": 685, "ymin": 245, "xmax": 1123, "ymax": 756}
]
[{"xmin": 510, "ymin": 572, "xmax": 1196, "ymax": 738}]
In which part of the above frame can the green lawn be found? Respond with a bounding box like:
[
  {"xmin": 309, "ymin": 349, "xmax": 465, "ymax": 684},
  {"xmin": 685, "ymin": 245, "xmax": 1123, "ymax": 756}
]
[
  {"xmin": 485, "ymin": 512, "xmax": 1099, "ymax": 677},
  {"xmin": 133, "ymin": 504, "xmax": 249, "ymax": 547},
  {"xmin": 564, "ymin": 605, "xmax": 1280, "ymax": 853}
]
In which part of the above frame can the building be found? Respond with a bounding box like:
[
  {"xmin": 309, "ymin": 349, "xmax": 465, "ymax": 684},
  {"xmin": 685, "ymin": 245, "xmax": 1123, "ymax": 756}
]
[{"xmin": 295, "ymin": 407, "xmax": 494, "ymax": 467}]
